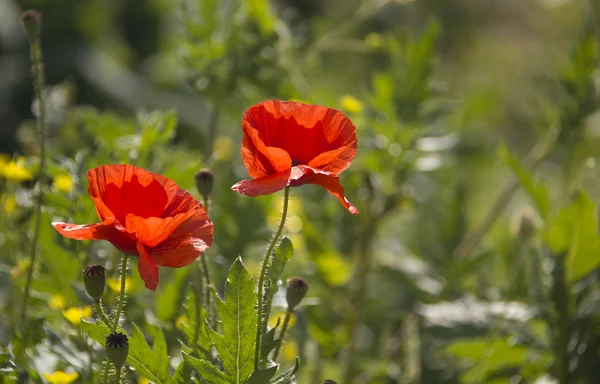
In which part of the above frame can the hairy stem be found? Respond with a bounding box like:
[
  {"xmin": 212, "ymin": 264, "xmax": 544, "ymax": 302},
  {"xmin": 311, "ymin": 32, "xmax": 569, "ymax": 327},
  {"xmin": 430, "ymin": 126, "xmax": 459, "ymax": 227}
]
[
  {"xmin": 200, "ymin": 196, "xmax": 214, "ymax": 329},
  {"xmin": 254, "ymin": 186, "xmax": 290, "ymax": 370},
  {"xmin": 112, "ymin": 255, "xmax": 129, "ymax": 332},
  {"xmin": 114, "ymin": 367, "xmax": 121, "ymax": 384},
  {"xmin": 94, "ymin": 300, "xmax": 112, "ymax": 329},
  {"xmin": 272, "ymin": 309, "xmax": 293, "ymax": 362},
  {"xmin": 20, "ymin": 26, "xmax": 48, "ymax": 331}
]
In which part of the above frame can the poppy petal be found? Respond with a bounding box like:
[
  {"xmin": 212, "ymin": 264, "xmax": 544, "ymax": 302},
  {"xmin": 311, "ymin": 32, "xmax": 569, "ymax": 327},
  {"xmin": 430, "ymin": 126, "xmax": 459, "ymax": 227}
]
[
  {"xmin": 242, "ymin": 121, "xmax": 292, "ymax": 178},
  {"xmin": 243, "ymin": 101, "xmax": 357, "ymax": 168},
  {"xmin": 149, "ymin": 209, "xmax": 213, "ymax": 267},
  {"xmin": 87, "ymin": 164, "xmax": 180, "ymax": 224},
  {"xmin": 231, "ymin": 170, "xmax": 291, "ymax": 197},
  {"xmin": 52, "ymin": 219, "xmax": 138, "ymax": 254},
  {"xmin": 308, "ymin": 144, "xmax": 357, "ymax": 174},
  {"xmin": 125, "ymin": 210, "xmax": 195, "ymax": 248},
  {"xmin": 136, "ymin": 242, "xmax": 159, "ymax": 291},
  {"xmin": 289, "ymin": 166, "xmax": 359, "ymax": 214}
]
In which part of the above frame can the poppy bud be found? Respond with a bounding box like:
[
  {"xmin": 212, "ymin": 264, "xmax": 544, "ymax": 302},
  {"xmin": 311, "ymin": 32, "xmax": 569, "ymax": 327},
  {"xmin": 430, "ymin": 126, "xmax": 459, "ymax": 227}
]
[
  {"xmin": 286, "ymin": 277, "xmax": 308, "ymax": 311},
  {"xmin": 20, "ymin": 10, "xmax": 42, "ymax": 43},
  {"xmin": 105, "ymin": 332, "xmax": 128, "ymax": 368},
  {"xmin": 82, "ymin": 265, "xmax": 106, "ymax": 301},
  {"xmin": 510, "ymin": 208, "xmax": 539, "ymax": 243},
  {"xmin": 194, "ymin": 168, "xmax": 214, "ymax": 200}
]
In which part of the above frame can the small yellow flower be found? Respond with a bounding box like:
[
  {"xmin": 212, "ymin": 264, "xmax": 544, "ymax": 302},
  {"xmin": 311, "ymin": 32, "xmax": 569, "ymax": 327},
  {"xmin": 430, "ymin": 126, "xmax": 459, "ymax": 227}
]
[
  {"xmin": 107, "ymin": 277, "xmax": 133, "ymax": 293},
  {"xmin": 138, "ymin": 378, "xmax": 150, "ymax": 384},
  {"xmin": 282, "ymin": 339, "xmax": 298, "ymax": 361},
  {"xmin": 176, "ymin": 315, "xmax": 189, "ymax": 330},
  {"xmin": 62, "ymin": 306, "xmax": 92, "ymax": 326},
  {"xmin": 54, "ymin": 174, "xmax": 74, "ymax": 193},
  {"xmin": 214, "ymin": 136, "xmax": 234, "ymax": 161},
  {"xmin": 3, "ymin": 194, "xmax": 16, "ymax": 213},
  {"xmin": 48, "ymin": 294, "xmax": 66, "ymax": 310},
  {"xmin": 268, "ymin": 311, "xmax": 296, "ymax": 329},
  {"xmin": 2, "ymin": 159, "xmax": 33, "ymax": 181},
  {"xmin": 10, "ymin": 258, "xmax": 31, "ymax": 279},
  {"xmin": 340, "ymin": 95, "xmax": 364, "ymax": 114},
  {"xmin": 43, "ymin": 370, "xmax": 79, "ymax": 384},
  {"xmin": 365, "ymin": 33, "xmax": 383, "ymax": 48}
]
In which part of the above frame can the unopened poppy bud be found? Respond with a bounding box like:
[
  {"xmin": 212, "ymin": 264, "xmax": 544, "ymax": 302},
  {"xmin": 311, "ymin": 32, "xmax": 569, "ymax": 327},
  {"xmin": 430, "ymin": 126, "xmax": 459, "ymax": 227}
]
[
  {"xmin": 510, "ymin": 208, "xmax": 539, "ymax": 242},
  {"xmin": 194, "ymin": 168, "xmax": 214, "ymax": 200},
  {"xmin": 286, "ymin": 277, "xmax": 308, "ymax": 311},
  {"xmin": 105, "ymin": 332, "xmax": 128, "ymax": 368},
  {"xmin": 82, "ymin": 265, "xmax": 106, "ymax": 301},
  {"xmin": 20, "ymin": 10, "xmax": 42, "ymax": 43}
]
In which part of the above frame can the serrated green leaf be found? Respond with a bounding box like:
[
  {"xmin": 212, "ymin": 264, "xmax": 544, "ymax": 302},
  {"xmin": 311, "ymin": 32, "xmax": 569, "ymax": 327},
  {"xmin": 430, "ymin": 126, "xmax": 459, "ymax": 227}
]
[
  {"xmin": 81, "ymin": 321, "xmax": 174, "ymax": 384},
  {"xmin": 205, "ymin": 258, "xmax": 257, "ymax": 383},
  {"xmin": 498, "ymin": 145, "xmax": 550, "ymax": 219},
  {"xmin": 270, "ymin": 358, "xmax": 300, "ymax": 384},
  {"xmin": 174, "ymin": 360, "xmax": 194, "ymax": 384},
  {"xmin": 247, "ymin": 366, "xmax": 278, "ymax": 384},
  {"xmin": 182, "ymin": 352, "xmax": 228, "ymax": 384},
  {"xmin": 544, "ymin": 192, "xmax": 600, "ymax": 282}
]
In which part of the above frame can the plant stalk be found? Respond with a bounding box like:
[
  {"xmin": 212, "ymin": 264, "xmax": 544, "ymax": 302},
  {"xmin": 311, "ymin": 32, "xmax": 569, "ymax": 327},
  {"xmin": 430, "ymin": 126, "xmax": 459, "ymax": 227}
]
[
  {"xmin": 112, "ymin": 255, "xmax": 129, "ymax": 332},
  {"xmin": 20, "ymin": 26, "xmax": 48, "ymax": 332},
  {"xmin": 94, "ymin": 300, "xmax": 112, "ymax": 329},
  {"xmin": 272, "ymin": 309, "xmax": 293, "ymax": 362},
  {"xmin": 254, "ymin": 186, "xmax": 290, "ymax": 369}
]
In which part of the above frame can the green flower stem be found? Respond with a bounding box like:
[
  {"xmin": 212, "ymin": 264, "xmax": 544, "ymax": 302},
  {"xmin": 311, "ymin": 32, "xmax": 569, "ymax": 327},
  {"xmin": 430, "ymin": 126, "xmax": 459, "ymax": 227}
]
[
  {"xmin": 200, "ymin": 196, "xmax": 214, "ymax": 328},
  {"xmin": 114, "ymin": 367, "xmax": 121, "ymax": 384},
  {"xmin": 254, "ymin": 186, "xmax": 290, "ymax": 370},
  {"xmin": 102, "ymin": 361, "xmax": 110, "ymax": 383},
  {"xmin": 20, "ymin": 24, "xmax": 47, "ymax": 330},
  {"xmin": 112, "ymin": 255, "xmax": 128, "ymax": 332},
  {"xmin": 94, "ymin": 300, "xmax": 112, "ymax": 329},
  {"xmin": 271, "ymin": 309, "xmax": 293, "ymax": 362}
]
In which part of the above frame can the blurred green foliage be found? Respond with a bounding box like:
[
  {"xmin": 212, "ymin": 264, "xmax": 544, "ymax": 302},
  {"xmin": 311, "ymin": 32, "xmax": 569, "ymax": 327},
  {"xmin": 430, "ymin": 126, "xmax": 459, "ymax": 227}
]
[{"xmin": 2, "ymin": 0, "xmax": 600, "ymax": 383}]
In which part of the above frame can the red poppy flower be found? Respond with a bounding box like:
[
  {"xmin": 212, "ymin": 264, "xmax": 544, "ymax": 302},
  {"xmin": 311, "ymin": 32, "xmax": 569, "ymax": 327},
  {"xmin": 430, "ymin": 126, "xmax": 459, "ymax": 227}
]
[
  {"xmin": 231, "ymin": 100, "xmax": 359, "ymax": 214},
  {"xmin": 52, "ymin": 164, "xmax": 214, "ymax": 291}
]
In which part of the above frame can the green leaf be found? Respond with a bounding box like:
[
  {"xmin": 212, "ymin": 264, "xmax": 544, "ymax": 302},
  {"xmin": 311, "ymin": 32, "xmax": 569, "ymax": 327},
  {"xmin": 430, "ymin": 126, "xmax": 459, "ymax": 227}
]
[
  {"xmin": 261, "ymin": 318, "xmax": 281, "ymax": 361},
  {"xmin": 205, "ymin": 258, "xmax": 257, "ymax": 384},
  {"xmin": 498, "ymin": 145, "xmax": 550, "ymax": 219},
  {"xmin": 174, "ymin": 360, "xmax": 194, "ymax": 384},
  {"xmin": 247, "ymin": 366, "xmax": 278, "ymax": 384},
  {"xmin": 81, "ymin": 321, "xmax": 174, "ymax": 384},
  {"xmin": 270, "ymin": 358, "xmax": 300, "ymax": 384},
  {"xmin": 181, "ymin": 285, "xmax": 211, "ymax": 359},
  {"xmin": 544, "ymin": 192, "xmax": 600, "ymax": 282},
  {"xmin": 182, "ymin": 352, "xmax": 228, "ymax": 384}
]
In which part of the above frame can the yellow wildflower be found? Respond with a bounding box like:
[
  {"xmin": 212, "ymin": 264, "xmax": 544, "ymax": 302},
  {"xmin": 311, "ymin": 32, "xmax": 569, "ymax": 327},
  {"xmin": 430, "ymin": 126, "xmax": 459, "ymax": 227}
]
[
  {"xmin": 48, "ymin": 295, "xmax": 66, "ymax": 310},
  {"xmin": 62, "ymin": 306, "xmax": 92, "ymax": 326},
  {"xmin": 176, "ymin": 314, "xmax": 189, "ymax": 330},
  {"xmin": 340, "ymin": 95, "xmax": 364, "ymax": 114},
  {"xmin": 107, "ymin": 277, "xmax": 133, "ymax": 293},
  {"xmin": 282, "ymin": 339, "xmax": 298, "ymax": 361},
  {"xmin": 365, "ymin": 33, "xmax": 383, "ymax": 48},
  {"xmin": 43, "ymin": 371, "xmax": 79, "ymax": 384},
  {"xmin": 10, "ymin": 258, "xmax": 31, "ymax": 279},
  {"xmin": 214, "ymin": 136, "xmax": 234, "ymax": 161},
  {"xmin": 138, "ymin": 378, "xmax": 150, "ymax": 384},
  {"xmin": 3, "ymin": 194, "xmax": 16, "ymax": 213},
  {"xmin": 2, "ymin": 158, "xmax": 33, "ymax": 181},
  {"xmin": 54, "ymin": 174, "xmax": 74, "ymax": 193}
]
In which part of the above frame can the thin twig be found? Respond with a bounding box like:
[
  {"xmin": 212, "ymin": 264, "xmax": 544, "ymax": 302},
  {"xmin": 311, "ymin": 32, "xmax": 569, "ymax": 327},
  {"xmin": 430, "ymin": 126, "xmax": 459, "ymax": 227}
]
[{"xmin": 20, "ymin": 20, "xmax": 48, "ymax": 331}]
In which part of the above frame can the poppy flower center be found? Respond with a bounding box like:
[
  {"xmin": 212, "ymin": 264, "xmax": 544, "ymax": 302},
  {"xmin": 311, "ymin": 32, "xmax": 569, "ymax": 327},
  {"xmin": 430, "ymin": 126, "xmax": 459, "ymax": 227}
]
[
  {"xmin": 291, "ymin": 158, "xmax": 302, "ymax": 166},
  {"xmin": 102, "ymin": 175, "xmax": 169, "ymax": 225}
]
